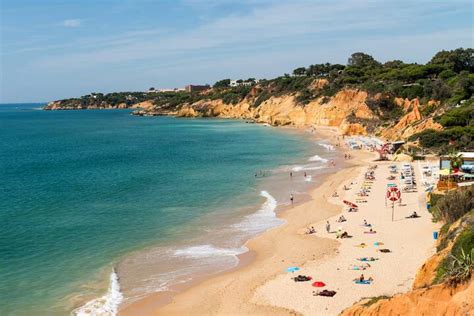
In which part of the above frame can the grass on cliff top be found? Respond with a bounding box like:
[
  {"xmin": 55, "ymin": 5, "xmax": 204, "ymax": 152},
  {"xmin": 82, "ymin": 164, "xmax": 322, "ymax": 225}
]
[{"xmin": 362, "ymin": 295, "xmax": 391, "ymax": 307}]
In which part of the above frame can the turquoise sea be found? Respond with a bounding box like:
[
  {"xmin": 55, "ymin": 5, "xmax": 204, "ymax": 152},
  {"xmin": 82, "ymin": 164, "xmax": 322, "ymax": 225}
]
[{"xmin": 0, "ymin": 104, "xmax": 338, "ymax": 315}]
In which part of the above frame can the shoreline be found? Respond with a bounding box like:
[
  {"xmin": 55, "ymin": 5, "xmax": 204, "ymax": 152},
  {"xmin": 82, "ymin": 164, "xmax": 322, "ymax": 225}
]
[
  {"xmin": 120, "ymin": 126, "xmax": 438, "ymax": 316},
  {"xmin": 71, "ymin": 121, "xmax": 339, "ymax": 315},
  {"xmin": 120, "ymin": 127, "xmax": 373, "ymax": 315}
]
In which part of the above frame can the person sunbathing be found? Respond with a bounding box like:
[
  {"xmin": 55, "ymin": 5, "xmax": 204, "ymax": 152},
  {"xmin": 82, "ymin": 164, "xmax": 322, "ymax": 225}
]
[
  {"xmin": 406, "ymin": 211, "xmax": 420, "ymax": 219},
  {"xmin": 354, "ymin": 274, "xmax": 374, "ymax": 282},
  {"xmin": 332, "ymin": 191, "xmax": 339, "ymax": 197},
  {"xmin": 337, "ymin": 231, "xmax": 351, "ymax": 238},
  {"xmin": 349, "ymin": 263, "xmax": 371, "ymax": 270},
  {"xmin": 363, "ymin": 220, "xmax": 372, "ymax": 227},
  {"xmin": 306, "ymin": 226, "xmax": 316, "ymax": 234},
  {"xmin": 336, "ymin": 215, "xmax": 346, "ymax": 223},
  {"xmin": 364, "ymin": 228, "xmax": 376, "ymax": 234},
  {"xmin": 358, "ymin": 257, "xmax": 378, "ymax": 262}
]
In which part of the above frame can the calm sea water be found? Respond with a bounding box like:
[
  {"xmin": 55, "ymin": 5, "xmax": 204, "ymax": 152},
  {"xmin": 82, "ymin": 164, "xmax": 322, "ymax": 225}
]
[{"xmin": 0, "ymin": 104, "xmax": 338, "ymax": 315}]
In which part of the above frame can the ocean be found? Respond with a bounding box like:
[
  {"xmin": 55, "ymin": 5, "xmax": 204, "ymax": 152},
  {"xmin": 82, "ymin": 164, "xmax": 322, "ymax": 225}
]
[{"xmin": 0, "ymin": 103, "xmax": 339, "ymax": 315}]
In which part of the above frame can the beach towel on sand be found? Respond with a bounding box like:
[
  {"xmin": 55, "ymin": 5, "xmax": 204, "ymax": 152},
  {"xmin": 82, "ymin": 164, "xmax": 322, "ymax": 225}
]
[
  {"xmin": 314, "ymin": 290, "xmax": 336, "ymax": 297},
  {"xmin": 287, "ymin": 267, "xmax": 300, "ymax": 272},
  {"xmin": 293, "ymin": 275, "xmax": 312, "ymax": 282},
  {"xmin": 355, "ymin": 280, "xmax": 372, "ymax": 284},
  {"xmin": 357, "ymin": 257, "xmax": 378, "ymax": 262}
]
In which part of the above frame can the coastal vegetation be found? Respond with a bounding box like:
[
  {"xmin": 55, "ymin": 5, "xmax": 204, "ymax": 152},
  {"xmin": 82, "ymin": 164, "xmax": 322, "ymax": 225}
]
[
  {"xmin": 45, "ymin": 48, "xmax": 473, "ymax": 153},
  {"xmin": 428, "ymin": 187, "xmax": 474, "ymax": 286}
]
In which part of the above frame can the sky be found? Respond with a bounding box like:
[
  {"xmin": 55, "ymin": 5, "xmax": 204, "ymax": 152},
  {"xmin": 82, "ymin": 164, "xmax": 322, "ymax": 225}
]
[{"xmin": 0, "ymin": 0, "xmax": 473, "ymax": 103}]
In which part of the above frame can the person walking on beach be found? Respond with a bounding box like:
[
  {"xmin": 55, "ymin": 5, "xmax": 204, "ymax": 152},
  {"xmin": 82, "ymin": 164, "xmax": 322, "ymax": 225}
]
[
  {"xmin": 290, "ymin": 172, "xmax": 293, "ymax": 178},
  {"xmin": 326, "ymin": 221, "xmax": 330, "ymax": 233},
  {"xmin": 290, "ymin": 194, "xmax": 294, "ymax": 205}
]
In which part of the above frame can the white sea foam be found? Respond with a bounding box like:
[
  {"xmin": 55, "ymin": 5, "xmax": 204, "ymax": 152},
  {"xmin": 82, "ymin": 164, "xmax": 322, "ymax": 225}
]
[
  {"xmin": 173, "ymin": 245, "xmax": 247, "ymax": 258},
  {"xmin": 73, "ymin": 270, "xmax": 123, "ymax": 316},
  {"xmin": 231, "ymin": 190, "xmax": 282, "ymax": 234},
  {"xmin": 317, "ymin": 143, "xmax": 335, "ymax": 151},
  {"xmin": 292, "ymin": 165, "xmax": 325, "ymax": 172},
  {"xmin": 308, "ymin": 155, "xmax": 328, "ymax": 163}
]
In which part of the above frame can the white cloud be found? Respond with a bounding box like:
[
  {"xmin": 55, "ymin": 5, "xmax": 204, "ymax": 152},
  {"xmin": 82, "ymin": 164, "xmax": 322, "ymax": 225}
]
[{"xmin": 63, "ymin": 19, "xmax": 81, "ymax": 28}]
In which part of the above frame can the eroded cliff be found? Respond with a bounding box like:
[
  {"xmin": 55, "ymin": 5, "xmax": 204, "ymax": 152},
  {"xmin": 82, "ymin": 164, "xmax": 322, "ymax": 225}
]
[{"xmin": 44, "ymin": 87, "xmax": 444, "ymax": 141}]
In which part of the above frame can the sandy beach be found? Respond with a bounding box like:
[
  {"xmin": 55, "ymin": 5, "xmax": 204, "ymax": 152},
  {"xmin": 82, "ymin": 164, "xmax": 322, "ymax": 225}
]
[{"xmin": 120, "ymin": 129, "xmax": 439, "ymax": 316}]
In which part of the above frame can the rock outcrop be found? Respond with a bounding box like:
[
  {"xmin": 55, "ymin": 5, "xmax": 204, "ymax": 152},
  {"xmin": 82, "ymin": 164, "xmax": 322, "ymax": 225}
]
[
  {"xmin": 381, "ymin": 97, "xmax": 443, "ymax": 140},
  {"xmin": 169, "ymin": 89, "xmax": 375, "ymax": 133}
]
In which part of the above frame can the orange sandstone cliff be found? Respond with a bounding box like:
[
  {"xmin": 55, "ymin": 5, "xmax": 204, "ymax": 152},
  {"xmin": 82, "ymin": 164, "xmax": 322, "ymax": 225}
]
[
  {"xmin": 171, "ymin": 89, "xmax": 374, "ymax": 135},
  {"xmin": 46, "ymin": 86, "xmax": 444, "ymax": 141}
]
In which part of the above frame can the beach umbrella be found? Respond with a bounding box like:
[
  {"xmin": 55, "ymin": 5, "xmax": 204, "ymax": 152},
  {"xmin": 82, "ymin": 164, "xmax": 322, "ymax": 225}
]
[
  {"xmin": 287, "ymin": 267, "xmax": 300, "ymax": 273},
  {"xmin": 343, "ymin": 200, "xmax": 358, "ymax": 208},
  {"xmin": 312, "ymin": 281, "xmax": 326, "ymax": 287}
]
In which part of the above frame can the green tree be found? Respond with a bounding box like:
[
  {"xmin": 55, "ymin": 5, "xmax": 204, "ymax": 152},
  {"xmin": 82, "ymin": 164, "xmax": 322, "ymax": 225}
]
[
  {"xmin": 429, "ymin": 48, "xmax": 474, "ymax": 73},
  {"xmin": 424, "ymin": 79, "xmax": 452, "ymax": 100},
  {"xmin": 347, "ymin": 52, "xmax": 380, "ymax": 68},
  {"xmin": 213, "ymin": 79, "xmax": 231, "ymax": 88},
  {"xmin": 384, "ymin": 60, "xmax": 405, "ymax": 69},
  {"xmin": 293, "ymin": 67, "xmax": 306, "ymax": 76}
]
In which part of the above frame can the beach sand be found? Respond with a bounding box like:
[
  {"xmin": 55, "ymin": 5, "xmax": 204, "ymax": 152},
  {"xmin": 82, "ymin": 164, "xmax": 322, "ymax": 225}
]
[{"xmin": 120, "ymin": 129, "xmax": 438, "ymax": 316}]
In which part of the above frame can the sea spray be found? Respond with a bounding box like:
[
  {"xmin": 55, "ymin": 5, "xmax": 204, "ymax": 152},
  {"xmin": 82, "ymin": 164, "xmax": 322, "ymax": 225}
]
[{"xmin": 73, "ymin": 269, "xmax": 123, "ymax": 316}]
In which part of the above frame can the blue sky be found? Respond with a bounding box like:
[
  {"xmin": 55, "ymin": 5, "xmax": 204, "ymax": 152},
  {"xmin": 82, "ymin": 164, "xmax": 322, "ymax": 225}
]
[{"xmin": 1, "ymin": 0, "xmax": 473, "ymax": 103}]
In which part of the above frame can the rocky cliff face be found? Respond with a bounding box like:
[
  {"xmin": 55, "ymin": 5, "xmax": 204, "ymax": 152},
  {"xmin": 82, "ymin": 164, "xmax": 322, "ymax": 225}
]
[
  {"xmin": 167, "ymin": 89, "xmax": 440, "ymax": 140},
  {"xmin": 45, "ymin": 88, "xmax": 443, "ymax": 141},
  {"xmin": 340, "ymin": 280, "xmax": 473, "ymax": 316},
  {"xmin": 169, "ymin": 89, "xmax": 375, "ymax": 134},
  {"xmin": 380, "ymin": 98, "xmax": 442, "ymax": 140}
]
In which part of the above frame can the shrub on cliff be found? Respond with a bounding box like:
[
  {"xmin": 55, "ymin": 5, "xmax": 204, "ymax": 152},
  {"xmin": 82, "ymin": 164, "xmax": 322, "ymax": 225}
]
[
  {"xmin": 431, "ymin": 186, "xmax": 474, "ymax": 224},
  {"xmin": 437, "ymin": 102, "xmax": 474, "ymax": 127},
  {"xmin": 435, "ymin": 222, "xmax": 474, "ymax": 285},
  {"xmin": 409, "ymin": 126, "xmax": 474, "ymax": 153}
]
